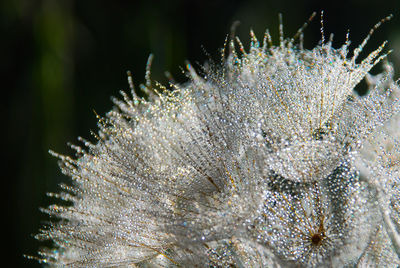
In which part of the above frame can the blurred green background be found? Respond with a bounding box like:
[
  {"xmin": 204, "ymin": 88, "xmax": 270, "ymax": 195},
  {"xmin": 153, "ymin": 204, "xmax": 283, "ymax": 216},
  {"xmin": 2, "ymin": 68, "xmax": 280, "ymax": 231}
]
[{"xmin": 3, "ymin": 0, "xmax": 400, "ymax": 267}]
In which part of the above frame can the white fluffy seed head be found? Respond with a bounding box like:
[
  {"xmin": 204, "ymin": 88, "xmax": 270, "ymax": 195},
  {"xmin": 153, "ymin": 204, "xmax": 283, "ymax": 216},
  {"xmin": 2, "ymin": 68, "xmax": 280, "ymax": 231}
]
[{"xmin": 31, "ymin": 14, "xmax": 400, "ymax": 267}]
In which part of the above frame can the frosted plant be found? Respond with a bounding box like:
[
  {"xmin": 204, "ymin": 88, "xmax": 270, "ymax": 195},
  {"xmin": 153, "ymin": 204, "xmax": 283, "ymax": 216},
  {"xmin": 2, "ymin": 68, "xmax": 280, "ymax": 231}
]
[{"xmin": 31, "ymin": 13, "xmax": 400, "ymax": 267}]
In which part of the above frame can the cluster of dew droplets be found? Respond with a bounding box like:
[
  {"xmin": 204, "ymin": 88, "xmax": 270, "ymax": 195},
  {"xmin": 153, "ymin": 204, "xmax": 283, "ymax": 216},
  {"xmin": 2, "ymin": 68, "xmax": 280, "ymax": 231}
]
[{"xmin": 187, "ymin": 13, "xmax": 400, "ymax": 267}]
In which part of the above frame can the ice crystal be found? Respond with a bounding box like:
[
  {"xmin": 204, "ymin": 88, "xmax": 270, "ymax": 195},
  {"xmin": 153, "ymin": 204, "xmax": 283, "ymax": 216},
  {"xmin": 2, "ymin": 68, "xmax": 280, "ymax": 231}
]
[{"xmin": 32, "ymin": 14, "xmax": 400, "ymax": 267}]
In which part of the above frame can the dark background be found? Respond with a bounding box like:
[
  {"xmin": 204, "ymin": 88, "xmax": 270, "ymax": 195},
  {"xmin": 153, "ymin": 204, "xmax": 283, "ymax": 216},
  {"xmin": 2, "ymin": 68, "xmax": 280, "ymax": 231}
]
[{"xmin": 3, "ymin": 0, "xmax": 400, "ymax": 267}]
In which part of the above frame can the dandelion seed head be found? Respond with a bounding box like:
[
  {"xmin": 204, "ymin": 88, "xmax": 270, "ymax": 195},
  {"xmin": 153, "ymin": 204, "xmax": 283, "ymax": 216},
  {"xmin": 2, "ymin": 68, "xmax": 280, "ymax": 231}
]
[{"xmin": 30, "ymin": 14, "xmax": 400, "ymax": 267}]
